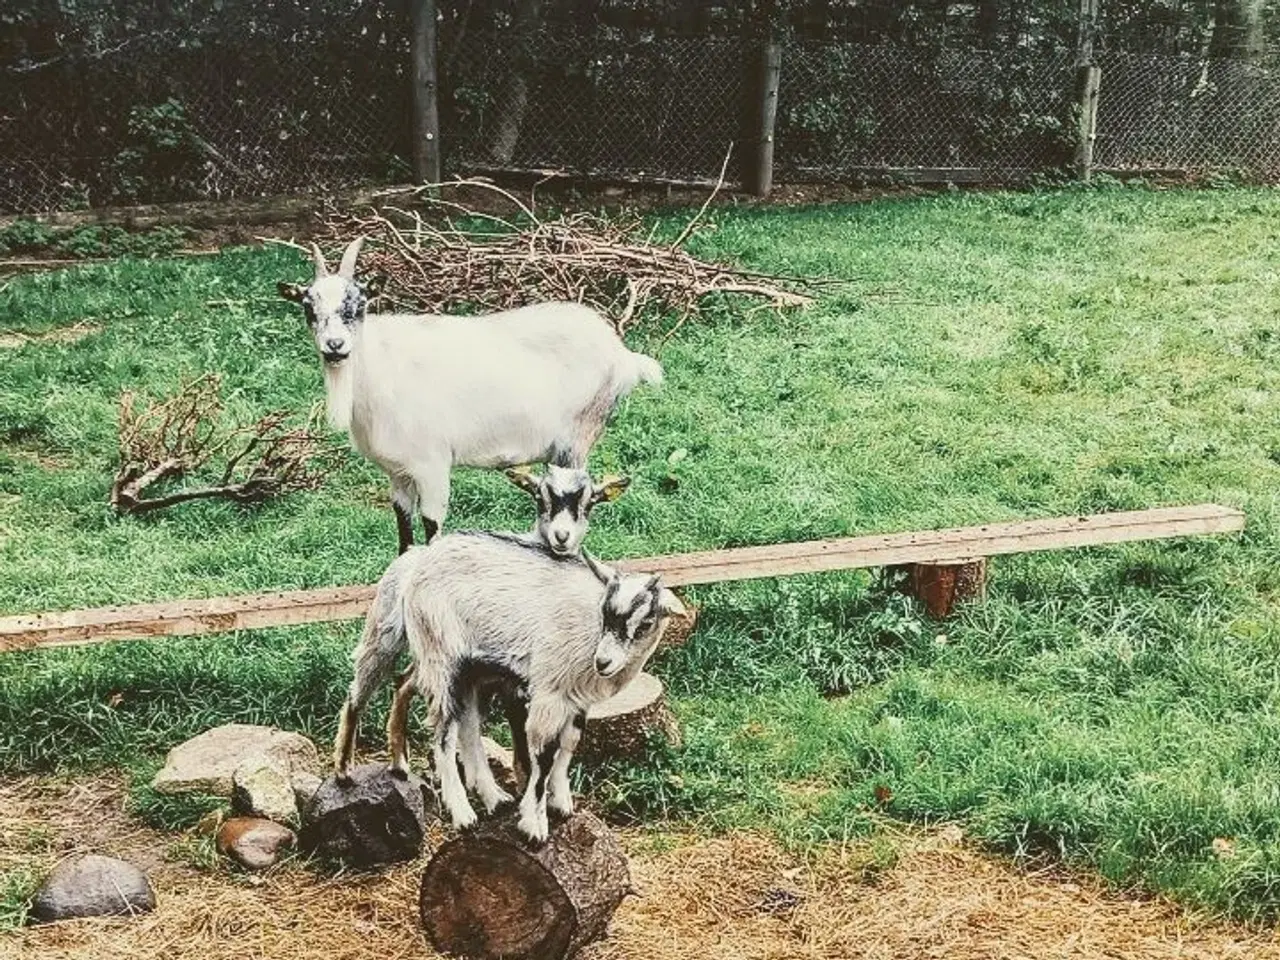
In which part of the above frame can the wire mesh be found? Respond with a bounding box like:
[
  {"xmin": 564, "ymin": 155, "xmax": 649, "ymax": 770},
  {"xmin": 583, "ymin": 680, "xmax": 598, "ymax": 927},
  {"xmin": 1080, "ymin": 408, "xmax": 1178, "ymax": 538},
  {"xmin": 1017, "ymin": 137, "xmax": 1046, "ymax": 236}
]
[
  {"xmin": 1094, "ymin": 50, "xmax": 1280, "ymax": 176},
  {"xmin": 776, "ymin": 41, "xmax": 1077, "ymax": 178},
  {"xmin": 0, "ymin": 6, "xmax": 411, "ymax": 214},
  {"xmin": 441, "ymin": 30, "xmax": 745, "ymax": 181},
  {"xmin": 8, "ymin": 6, "xmax": 1280, "ymax": 216}
]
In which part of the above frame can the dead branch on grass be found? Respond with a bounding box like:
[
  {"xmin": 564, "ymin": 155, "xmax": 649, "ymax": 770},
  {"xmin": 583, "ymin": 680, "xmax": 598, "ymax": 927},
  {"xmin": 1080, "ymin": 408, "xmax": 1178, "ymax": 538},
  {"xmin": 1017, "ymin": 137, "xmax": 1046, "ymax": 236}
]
[
  {"xmin": 317, "ymin": 177, "xmax": 831, "ymax": 333},
  {"xmin": 110, "ymin": 374, "xmax": 340, "ymax": 515}
]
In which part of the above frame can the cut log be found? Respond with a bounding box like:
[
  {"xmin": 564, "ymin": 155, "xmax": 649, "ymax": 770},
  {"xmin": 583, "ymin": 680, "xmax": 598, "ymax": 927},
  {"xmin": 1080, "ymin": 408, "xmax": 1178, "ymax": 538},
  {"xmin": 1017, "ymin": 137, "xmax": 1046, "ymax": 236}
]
[
  {"xmin": 658, "ymin": 597, "xmax": 698, "ymax": 650},
  {"xmin": 578, "ymin": 672, "xmax": 680, "ymax": 764},
  {"xmin": 901, "ymin": 557, "xmax": 987, "ymax": 618},
  {"xmin": 419, "ymin": 810, "xmax": 629, "ymax": 960},
  {"xmin": 299, "ymin": 764, "xmax": 437, "ymax": 867}
]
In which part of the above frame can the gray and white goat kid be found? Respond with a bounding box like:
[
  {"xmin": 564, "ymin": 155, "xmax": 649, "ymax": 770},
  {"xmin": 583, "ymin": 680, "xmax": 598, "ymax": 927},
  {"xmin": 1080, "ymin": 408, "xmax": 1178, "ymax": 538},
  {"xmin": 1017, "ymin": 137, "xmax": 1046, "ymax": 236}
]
[
  {"xmin": 331, "ymin": 463, "xmax": 631, "ymax": 788},
  {"xmin": 334, "ymin": 534, "xmax": 684, "ymax": 844},
  {"xmin": 277, "ymin": 237, "xmax": 662, "ymax": 554},
  {"xmin": 504, "ymin": 463, "xmax": 629, "ymax": 557}
]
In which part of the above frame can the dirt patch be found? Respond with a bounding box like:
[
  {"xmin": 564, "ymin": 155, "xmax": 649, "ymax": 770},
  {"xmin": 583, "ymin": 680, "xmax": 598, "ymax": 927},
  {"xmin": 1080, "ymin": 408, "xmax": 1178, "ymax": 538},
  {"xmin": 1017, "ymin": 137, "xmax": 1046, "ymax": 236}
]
[
  {"xmin": 4, "ymin": 775, "xmax": 1279, "ymax": 960},
  {"xmin": 0, "ymin": 322, "xmax": 100, "ymax": 350}
]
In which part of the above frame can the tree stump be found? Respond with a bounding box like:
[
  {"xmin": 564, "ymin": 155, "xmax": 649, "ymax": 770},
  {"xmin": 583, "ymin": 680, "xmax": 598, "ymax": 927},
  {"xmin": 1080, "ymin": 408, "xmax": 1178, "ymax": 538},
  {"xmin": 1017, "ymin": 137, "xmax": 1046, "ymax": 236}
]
[
  {"xmin": 419, "ymin": 810, "xmax": 629, "ymax": 960},
  {"xmin": 658, "ymin": 598, "xmax": 699, "ymax": 651},
  {"xmin": 578, "ymin": 671, "xmax": 680, "ymax": 764},
  {"xmin": 897, "ymin": 557, "xmax": 987, "ymax": 618}
]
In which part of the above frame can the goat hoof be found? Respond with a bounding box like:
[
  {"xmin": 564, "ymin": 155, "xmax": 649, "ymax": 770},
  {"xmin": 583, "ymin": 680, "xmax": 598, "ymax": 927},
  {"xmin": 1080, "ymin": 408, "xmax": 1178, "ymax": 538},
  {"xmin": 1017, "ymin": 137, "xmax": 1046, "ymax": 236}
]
[{"xmin": 387, "ymin": 764, "xmax": 409, "ymax": 781}]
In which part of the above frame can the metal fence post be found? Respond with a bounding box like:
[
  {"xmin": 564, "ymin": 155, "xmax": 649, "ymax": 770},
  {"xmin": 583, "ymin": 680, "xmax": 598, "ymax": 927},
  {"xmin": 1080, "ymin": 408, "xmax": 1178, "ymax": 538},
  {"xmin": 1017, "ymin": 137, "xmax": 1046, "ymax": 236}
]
[
  {"xmin": 1074, "ymin": 0, "xmax": 1102, "ymax": 180},
  {"xmin": 411, "ymin": 0, "xmax": 442, "ymax": 185},
  {"xmin": 744, "ymin": 41, "xmax": 782, "ymax": 197}
]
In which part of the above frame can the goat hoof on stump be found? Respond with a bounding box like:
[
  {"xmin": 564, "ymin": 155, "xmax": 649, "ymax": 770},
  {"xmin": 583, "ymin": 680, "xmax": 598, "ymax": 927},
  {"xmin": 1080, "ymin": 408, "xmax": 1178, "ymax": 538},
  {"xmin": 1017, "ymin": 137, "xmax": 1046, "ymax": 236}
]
[{"xmin": 387, "ymin": 765, "xmax": 409, "ymax": 781}]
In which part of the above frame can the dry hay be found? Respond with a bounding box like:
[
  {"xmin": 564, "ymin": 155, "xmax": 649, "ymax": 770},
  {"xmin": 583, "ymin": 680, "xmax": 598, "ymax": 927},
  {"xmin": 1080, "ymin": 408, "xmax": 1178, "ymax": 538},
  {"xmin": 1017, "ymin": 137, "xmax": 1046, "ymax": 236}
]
[
  {"xmin": 5, "ymin": 775, "xmax": 1280, "ymax": 960},
  {"xmin": 299, "ymin": 177, "xmax": 828, "ymax": 335}
]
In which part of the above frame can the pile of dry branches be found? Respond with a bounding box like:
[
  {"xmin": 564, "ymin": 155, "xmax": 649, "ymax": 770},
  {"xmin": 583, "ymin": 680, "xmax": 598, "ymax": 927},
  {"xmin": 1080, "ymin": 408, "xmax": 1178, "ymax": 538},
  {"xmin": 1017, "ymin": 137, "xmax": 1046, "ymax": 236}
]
[
  {"xmin": 110, "ymin": 374, "xmax": 339, "ymax": 515},
  {"xmin": 314, "ymin": 178, "xmax": 823, "ymax": 332}
]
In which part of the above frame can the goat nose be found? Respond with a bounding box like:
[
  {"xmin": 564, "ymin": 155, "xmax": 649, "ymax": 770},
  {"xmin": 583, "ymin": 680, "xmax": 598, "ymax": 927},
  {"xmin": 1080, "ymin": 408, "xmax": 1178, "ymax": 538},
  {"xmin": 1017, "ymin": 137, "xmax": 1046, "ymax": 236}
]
[
  {"xmin": 325, "ymin": 337, "xmax": 344, "ymax": 352},
  {"xmin": 554, "ymin": 530, "xmax": 570, "ymax": 545},
  {"xmin": 595, "ymin": 656, "xmax": 611, "ymax": 673}
]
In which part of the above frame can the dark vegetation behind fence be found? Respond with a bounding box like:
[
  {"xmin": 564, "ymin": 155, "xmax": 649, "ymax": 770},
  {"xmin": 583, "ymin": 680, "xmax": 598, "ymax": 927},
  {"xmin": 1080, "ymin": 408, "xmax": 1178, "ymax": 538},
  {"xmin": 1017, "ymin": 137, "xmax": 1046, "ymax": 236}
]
[{"xmin": 4, "ymin": 0, "xmax": 1280, "ymax": 215}]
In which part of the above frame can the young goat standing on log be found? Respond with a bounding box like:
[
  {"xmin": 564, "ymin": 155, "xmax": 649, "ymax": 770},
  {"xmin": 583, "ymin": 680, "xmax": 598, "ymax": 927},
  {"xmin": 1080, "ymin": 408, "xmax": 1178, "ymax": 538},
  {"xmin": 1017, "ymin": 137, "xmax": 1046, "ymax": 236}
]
[
  {"xmin": 277, "ymin": 237, "xmax": 663, "ymax": 554},
  {"xmin": 334, "ymin": 535, "xmax": 683, "ymax": 844},
  {"xmin": 345, "ymin": 464, "xmax": 632, "ymax": 788}
]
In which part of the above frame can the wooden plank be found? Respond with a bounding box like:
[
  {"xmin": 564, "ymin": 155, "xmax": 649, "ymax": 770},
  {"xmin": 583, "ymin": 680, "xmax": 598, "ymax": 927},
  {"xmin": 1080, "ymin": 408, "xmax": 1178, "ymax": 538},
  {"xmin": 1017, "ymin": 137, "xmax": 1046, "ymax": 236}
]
[
  {"xmin": 617, "ymin": 504, "xmax": 1244, "ymax": 586},
  {"xmin": 0, "ymin": 504, "xmax": 1244, "ymax": 653},
  {"xmin": 0, "ymin": 586, "xmax": 375, "ymax": 654}
]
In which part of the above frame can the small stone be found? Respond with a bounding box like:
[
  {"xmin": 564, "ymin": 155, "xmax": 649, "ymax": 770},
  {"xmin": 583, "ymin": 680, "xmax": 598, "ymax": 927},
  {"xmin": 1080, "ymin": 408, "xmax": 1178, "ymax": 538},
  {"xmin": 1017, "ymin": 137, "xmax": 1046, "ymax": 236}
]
[
  {"xmin": 291, "ymin": 771, "xmax": 323, "ymax": 810},
  {"xmin": 151, "ymin": 724, "xmax": 320, "ymax": 796},
  {"xmin": 216, "ymin": 817, "xmax": 296, "ymax": 871},
  {"xmin": 300, "ymin": 764, "xmax": 436, "ymax": 868},
  {"xmin": 231, "ymin": 753, "xmax": 298, "ymax": 824},
  {"xmin": 29, "ymin": 855, "xmax": 155, "ymax": 924}
]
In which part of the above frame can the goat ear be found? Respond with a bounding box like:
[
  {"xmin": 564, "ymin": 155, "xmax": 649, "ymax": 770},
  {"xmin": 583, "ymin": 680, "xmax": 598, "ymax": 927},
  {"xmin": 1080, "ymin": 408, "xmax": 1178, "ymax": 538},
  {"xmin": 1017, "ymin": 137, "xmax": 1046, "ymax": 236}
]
[
  {"xmin": 338, "ymin": 235, "xmax": 365, "ymax": 279},
  {"xmin": 277, "ymin": 281, "xmax": 306, "ymax": 303},
  {"xmin": 309, "ymin": 242, "xmax": 329, "ymax": 278},
  {"xmin": 591, "ymin": 474, "xmax": 630, "ymax": 505},
  {"xmin": 656, "ymin": 586, "xmax": 687, "ymax": 619},
  {"xmin": 504, "ymin": 466, "xmax": 541, "ymax": 497},
  {"xmin": 582, "ymin": 550, "xmax": 615, "ymax": 586},
  {"xmin": 361, "ymin": 272, "xmax": 387, "ymax": 299}
]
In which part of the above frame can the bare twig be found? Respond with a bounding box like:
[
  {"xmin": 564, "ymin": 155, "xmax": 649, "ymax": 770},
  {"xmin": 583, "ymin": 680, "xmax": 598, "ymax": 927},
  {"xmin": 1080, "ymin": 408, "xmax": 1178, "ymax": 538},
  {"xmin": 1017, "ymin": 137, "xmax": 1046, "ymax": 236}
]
[
  {"xmin": 311, "ymin": 176, "xmax": 826, "ymax": 334},
  {"xmin": 110, "ymin": 378, "xmax": 339, "ymax": 515},
  {"xmin": 669, "ymin": 141, "xmax": 734, "ymax": 251}
]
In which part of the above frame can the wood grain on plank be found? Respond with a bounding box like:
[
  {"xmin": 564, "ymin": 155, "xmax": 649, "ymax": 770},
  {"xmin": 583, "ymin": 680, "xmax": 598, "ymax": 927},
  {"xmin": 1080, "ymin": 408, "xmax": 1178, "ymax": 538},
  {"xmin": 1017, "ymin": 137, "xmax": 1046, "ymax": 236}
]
[{"xmin": 0, "ymin": 504, "xmax": 1244, "ymax": 652}]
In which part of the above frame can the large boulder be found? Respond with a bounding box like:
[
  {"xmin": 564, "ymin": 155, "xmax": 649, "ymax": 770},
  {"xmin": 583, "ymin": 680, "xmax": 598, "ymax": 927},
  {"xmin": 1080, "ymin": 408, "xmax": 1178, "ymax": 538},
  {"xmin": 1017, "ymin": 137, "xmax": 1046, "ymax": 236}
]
[
  {"xmin": 300, "ymin": 764, "xmax": 437, "ymax": 868},
  {"xmin": 216, "ymin": 817, "xmax": 297, "ymax": 871},
  {"xmin": 151, "ymin": 724, "xmax": 319, "ymax": 796},
  {"xmin": 231, "ymin": 753, "xmax": 299, "ymax": 825},
  {"xmin": 29, "ymin": 855, "xmax": 155, "ymax": 924}
]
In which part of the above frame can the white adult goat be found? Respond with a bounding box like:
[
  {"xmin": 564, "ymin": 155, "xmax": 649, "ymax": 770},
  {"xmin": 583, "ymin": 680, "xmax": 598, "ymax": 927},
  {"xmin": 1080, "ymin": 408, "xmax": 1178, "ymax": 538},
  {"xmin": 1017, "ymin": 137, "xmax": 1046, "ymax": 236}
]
[
  {"xmin": 333, "ymin": 533, "xmax": 684, "ymax": 844},
  {"xmin": 277, "ymin": 237, "xmax": 662, "ymax": 553}
]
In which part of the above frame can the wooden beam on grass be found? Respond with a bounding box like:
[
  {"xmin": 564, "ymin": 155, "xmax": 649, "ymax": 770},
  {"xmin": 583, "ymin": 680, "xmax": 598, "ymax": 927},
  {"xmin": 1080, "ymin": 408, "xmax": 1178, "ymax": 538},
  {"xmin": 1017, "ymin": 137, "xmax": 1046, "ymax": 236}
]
[{"xmin": 0, "ymin": 504, "xmax": 1244, "ymax": 653}]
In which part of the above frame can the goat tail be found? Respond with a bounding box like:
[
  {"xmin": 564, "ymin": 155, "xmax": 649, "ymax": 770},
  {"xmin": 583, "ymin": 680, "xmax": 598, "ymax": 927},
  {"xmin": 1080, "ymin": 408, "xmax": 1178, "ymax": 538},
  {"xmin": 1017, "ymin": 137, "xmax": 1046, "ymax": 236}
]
[{"xmin": 630, "ymin": 351, "xmax": 664, "ymax": 387}]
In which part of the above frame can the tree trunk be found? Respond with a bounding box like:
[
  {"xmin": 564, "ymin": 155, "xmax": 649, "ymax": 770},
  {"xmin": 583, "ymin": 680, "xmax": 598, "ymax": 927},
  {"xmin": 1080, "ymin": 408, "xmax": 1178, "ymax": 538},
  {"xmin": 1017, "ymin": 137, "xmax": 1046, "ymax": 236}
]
[
  {"xmin": 577, "ymin": 671, "xmax": 681, "ymax": 764},
  {"xmin": 977, "ymin": 0, "xmax": 1000, "ymax": 46},
  {"xmin": 419, "ymin": 810, "xmax": 630, "ymax": 960},
  {"xmin": 486, "ymin": 0, "xmax": 541, "ymax": 165}
]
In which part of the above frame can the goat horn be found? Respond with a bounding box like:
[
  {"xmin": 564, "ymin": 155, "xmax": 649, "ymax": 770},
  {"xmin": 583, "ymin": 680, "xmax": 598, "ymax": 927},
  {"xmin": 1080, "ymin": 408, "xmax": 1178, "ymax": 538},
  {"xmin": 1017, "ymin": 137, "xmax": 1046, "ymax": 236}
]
[
  {"xmin": 582, "ymin": 550, "xmax": 613, "ymax": 586},
  {"xmin": 338, "ymin": 235, "xmax": 365, "ymax": 279},
  {"xmin": 309, "ymin": 242, "xmax": 329, "ymax": 278}
]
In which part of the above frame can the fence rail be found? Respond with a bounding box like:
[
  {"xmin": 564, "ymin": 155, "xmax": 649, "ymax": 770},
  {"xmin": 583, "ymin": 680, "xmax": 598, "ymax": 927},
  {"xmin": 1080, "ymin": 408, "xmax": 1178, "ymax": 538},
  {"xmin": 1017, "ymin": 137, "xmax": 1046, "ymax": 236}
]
[{"xmin": 4, "ymin": 6, "xmax": 1280, "ymax": 215}]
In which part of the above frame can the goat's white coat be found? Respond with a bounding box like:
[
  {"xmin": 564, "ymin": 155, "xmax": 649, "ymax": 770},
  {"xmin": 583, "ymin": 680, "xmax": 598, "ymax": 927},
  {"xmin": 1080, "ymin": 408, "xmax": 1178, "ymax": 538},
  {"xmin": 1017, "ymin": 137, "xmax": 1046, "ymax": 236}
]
[
  {"xmin": 339, "ymin": 533, "xmax": 682, "ymax": 842},
  {"xmin": 292, "ymin": 246, "xmax": 662, "ymax": 542}
]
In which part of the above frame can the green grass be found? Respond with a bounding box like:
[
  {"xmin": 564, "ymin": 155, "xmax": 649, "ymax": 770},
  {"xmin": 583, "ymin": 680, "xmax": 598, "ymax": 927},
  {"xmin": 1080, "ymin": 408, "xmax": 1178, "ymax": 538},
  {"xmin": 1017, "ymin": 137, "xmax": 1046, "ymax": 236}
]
[{"xmin": 2, "ymin": 184, "xmax": 1280, "ymax": 920}]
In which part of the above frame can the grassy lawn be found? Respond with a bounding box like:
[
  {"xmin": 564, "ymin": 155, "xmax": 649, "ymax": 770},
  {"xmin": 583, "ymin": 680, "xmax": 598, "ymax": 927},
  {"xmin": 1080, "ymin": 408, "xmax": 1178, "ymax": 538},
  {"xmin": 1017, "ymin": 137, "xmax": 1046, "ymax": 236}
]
[{"xmin": 1, "ymin": 185, "xmax": 1279, "ymax": 921}]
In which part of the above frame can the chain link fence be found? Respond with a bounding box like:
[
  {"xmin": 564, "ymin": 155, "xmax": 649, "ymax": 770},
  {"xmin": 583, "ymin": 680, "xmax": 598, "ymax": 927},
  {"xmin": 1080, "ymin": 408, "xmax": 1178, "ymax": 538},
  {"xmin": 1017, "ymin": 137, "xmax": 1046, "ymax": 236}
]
[
  {"xmin": 5, "ymin": 10, "xmax": 1280, "ymax": 216},
  {"xmin": 1095, "ymin": 51, "xmax": 1280, "ymax": 176},
  {"xmin": 775, "ymin": 42, "xmax": 1078, "ymax": 179},
  {"xmin": 1, "ymin": 4, "xmax": 410, "ymax": 214},
  {"xmin": 442, "ymin": 31, "xmax": 744, "ymax": 181}
]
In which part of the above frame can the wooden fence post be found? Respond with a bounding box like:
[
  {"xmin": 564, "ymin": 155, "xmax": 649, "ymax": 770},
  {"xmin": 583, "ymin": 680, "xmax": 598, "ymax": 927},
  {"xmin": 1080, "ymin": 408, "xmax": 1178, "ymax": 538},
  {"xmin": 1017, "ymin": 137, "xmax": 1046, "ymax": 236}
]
[
  {"xmin": 744, "ymin": 41, "xmax": 782, "ymax": 197},
  {"xmin": 411, "ymin": 0, "xmax": 441, "ymax": 185},
  {"xmin": 1074, "ymin": 0, "xmax": 1101, "ymax": 180}
]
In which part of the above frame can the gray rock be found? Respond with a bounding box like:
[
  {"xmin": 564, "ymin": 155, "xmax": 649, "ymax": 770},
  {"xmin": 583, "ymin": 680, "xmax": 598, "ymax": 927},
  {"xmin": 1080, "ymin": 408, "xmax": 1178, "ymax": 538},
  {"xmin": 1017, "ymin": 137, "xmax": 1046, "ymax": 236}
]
[
  {"xmin": 151, "ymin": 724, "xmax": 319, "ymax": 796},
  {"xmin": 291, "ymin": 771, "xmax": 323, "ymax": 811},
  {"xmin": 216, "ymin": 817, "xmax": 297, "ymax": 871},
  {"xmin": 231, "ymin": 753, "xmax": 298, "ymax": 824},
  {"xmin": 29, "ymin": 855, "xmax": 155, "ymax": 924},
  {"xmin": 299, "ymin": 764, "xmax": 437, "ymax": 868}
]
